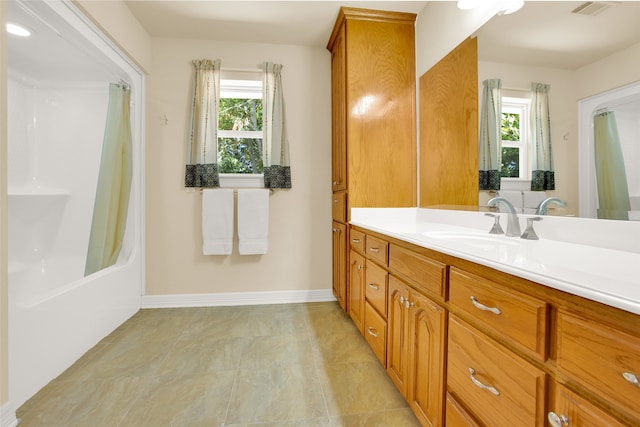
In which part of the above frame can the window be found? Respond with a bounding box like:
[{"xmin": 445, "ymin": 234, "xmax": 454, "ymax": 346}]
[
  {"xmin": 218, "ymin": 78, "xmax": 263, "ymax": 174},
  {"xmin": 501, "ymin": 96, "xmax": 530, "ymax": 181}
]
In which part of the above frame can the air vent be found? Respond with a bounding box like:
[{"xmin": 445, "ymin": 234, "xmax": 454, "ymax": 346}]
[{"xmin": 571, "ymin": 1, "xmax": 619, "ymax": 16}]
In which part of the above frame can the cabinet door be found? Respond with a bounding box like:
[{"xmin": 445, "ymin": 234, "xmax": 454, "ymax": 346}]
[
  {"xmin": 330, "ymin": 24, "xmax": 346, "ymax": 193},
  {"xmin": 349, "ymin": 250, "xmax": 366, "ymax": 334},
  {"xmin": 548, "ymin": 382, "xmax": 627, "ymax": 427},
  {"xmin": 387, "ymin": 276, "xmax": 410, "ymax": 395},
  {"xmin": 408, "ymin": 291, "xmax": 447, "ymax": 427},
  {"xmin": 332, "ymin": 221, "xmax": 347, "ymax": 311}
]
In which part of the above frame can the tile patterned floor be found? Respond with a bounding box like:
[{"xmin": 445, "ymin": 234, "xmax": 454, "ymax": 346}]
[{"xmin": 16, "ymin": 302, "xmax": 421, "ymax": 426}]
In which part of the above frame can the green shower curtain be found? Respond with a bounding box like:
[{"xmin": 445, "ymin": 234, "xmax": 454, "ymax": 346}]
[
  {"xmin": 594, "ymin": 111, "xmax": 630, "ymax": 220},
  {"xmin": 85, "ymin": 83, "xmax": 133, "ymax": 276}
]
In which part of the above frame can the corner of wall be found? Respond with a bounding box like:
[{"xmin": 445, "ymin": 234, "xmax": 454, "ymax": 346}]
[{"xmin": 0, "ymin": 0, "xmax": 9, "ymax": 412}]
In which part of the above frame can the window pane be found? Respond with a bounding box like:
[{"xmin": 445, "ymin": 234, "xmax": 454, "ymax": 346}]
[
  {"xmin": 501, "ymin": 147, "xmax": 520, "ymax": 178},
  {"xmin": 218, "ymin": 138, "xmax": 264, "ymax": 174},
  {"xmin": 501, "ymin": 112, "xmax": 520, "ymax": 141},
  {"xmin": 219, "ymin": 98, "xmax": 263, "ymax": 131}
]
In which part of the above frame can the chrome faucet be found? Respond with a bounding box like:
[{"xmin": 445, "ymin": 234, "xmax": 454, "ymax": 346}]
[
  {"xmin": 536, "ymin": 197, "xmax": 567, "ymax": 215},
  {"xmin": 487, "ymin": 197, "xmax": 521, "ymax": 237}
]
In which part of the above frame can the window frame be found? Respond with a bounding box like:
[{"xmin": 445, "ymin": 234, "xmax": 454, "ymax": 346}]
[
  {"xmin": 218, "ymin": 72, "xmax": 264, "ymax": 187},
  {"xmin": 500, "ymin": 96, "xmax": 532, "ymax": 189}
]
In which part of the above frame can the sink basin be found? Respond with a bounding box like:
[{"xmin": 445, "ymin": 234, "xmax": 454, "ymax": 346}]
[{"xmin": 421, "ymin": 230, "xmax": 524, "ymax": 262}]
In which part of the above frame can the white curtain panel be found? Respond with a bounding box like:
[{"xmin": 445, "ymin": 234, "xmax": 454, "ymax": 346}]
[
  {"xmin": 262, "ymin": 62, "xmax": 291, "ymax": 189},
  {"xmin": 478, "ymin": 78, "xmax": 502, "ymax": 190},
  {"xmin": 530, "ymin": 82, "xmax": 555, "ymax": 191}
]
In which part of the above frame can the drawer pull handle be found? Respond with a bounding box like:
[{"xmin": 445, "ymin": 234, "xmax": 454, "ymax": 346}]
[
  {"xmin": 470, "ymin": 296, "xmax": 502, "ymax": 315},
  {"xmin": 623, "ymin": 372, "xmax": 640, "ymax": 387},
  {"xmin": 369, "ymin": 247, "xmax": 380, "ymax": 253},
  {"xmin": 547, "ymin": 412, "xmax": 569, "ymax": 427},
  {"xmin": 468, "ymin": 368, "xmax": 500, "ymax": 396},
  {"xmin": 367, "ymin": 327, "xmax": 379, "ymax": 338},
  {"xmin": 351, "ymin": 238, "xmax": 361, "ymax": 243},
  {"xmin": 368, "ymin": 283, "xmax": 379, "ymax": 290},
  {"xmin": 334, "ymin": 199, "xmax": 340, "ymax": 203}
]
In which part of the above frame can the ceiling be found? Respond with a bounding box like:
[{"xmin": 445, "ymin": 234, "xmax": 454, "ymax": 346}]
[
  {"xmin": 475, "ymin": 1, "xmax": 640, "ymax": 70},
  {"xmin": 123, "ymin": 1, "xmax": 429, "ymax": 48},
  {"xmin": 124, "ymin": 1, "xmax": 640, "ymax": 70}
]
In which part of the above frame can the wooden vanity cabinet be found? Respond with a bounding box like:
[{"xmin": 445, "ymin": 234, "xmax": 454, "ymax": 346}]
[
  {"xmin": 349, "ymin": 226, "xmax": 640, "ymax": 426},
  {"xmin": 327, "ymin": 8, "xmax": 417, "ymax": 314},
  {"xmin": 386, "ymin": 244, "xmax": 448, "ymax": 427},
  {"xmin": 331, "ymin": 221, "xmax": 347, "ymax": 311},
  {"xmin": 348, "ymin": 250, "xmax": 365, "ymax": 334}
]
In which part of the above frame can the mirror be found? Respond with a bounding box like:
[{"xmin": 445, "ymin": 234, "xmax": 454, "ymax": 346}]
[{"xmin": 473, "ymin": 1, "xmax": 640, "ymax": 219}]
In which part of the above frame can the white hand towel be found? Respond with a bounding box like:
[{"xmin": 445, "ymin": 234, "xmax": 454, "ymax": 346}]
[
  {"xmin": 497, "ymin": 190, "xmax": 523, "ymax": 210},
  {"xmin": 202, "ymin": 189, "xmax": 234, "ymax": 255},
  {"xmin": 523, "ymin": 191, "xmax": 548, "ymax": 209},
  {"xmin": 237, "ymin": 189, "xmax": 269, "ymax": 255}
]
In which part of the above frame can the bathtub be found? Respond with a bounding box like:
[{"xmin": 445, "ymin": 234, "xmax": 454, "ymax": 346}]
[{"xmin": 6, "ymin": 0, "xmax": 145, "ymax": 410}]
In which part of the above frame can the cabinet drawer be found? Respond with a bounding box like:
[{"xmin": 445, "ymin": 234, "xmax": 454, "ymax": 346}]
[
  {"xmin": 364, "ymin": 302, "xmax": 387, "ymax": 366},
  {"xmin": 449, "ymin": 268, "xmax": 548, "ymax": 360},
  {"xmin": 365, "ymin": 235, "xmax": 388, "ymax": 266},
  {"xmin": 549, "ymin": 382, "xmax": 628, "ymax": 427},
  {"xmin": 350, "ymin": 228, "xmax": 365, "ymax": 253},
  {"xmin": 556, "ymin": 311, "xmax": 640, "ymax": 421},
  {"xmin": 332, "ymin": 191, "xmax": 346, "ymax": 222},
  {"xmin": 365, "ymin": 261, "xmax": 388, "ymax": 317},
  {"xmin": 389, "ymin": 244, "xmax": 446, "ymax": 298},
  {"xmin": 447, "ymin": 316, "xmax": 546, "ymax": 427},
  {"xmin": 445, "ymin": 393, "xmax": 481, "ymax": 427}
]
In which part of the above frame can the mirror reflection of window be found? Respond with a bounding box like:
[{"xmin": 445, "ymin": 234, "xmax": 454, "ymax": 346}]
[{"xmin": 500, "ymin": 96, "xmax": 530, "ymax": 180}]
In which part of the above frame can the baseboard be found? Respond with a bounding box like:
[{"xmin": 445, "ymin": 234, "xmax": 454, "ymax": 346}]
[
  {"xmin": 0, "ymin": 401, "xmax": 18, "ymax": 427},
  {"xmin": 141, "ymin": 288, "xmax": 336, "ymax": 308}
]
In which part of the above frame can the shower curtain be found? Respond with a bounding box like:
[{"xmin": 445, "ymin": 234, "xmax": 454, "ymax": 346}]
[
  {"xmin": 593, "ymin": 111, "xmax": 630, "ymax": 220},
  {"xmin": 85, "ymin": 83, "xmax": 133, "ymax": 276}
]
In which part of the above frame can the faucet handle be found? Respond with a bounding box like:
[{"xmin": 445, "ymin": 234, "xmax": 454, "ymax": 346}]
[
  {"xmin": 484, "ymin": 213, "xmax": 505, "ymax": 235},
  {"xmin": 521, "ymin": 216, "xmax": 542, "ymax": 240}
]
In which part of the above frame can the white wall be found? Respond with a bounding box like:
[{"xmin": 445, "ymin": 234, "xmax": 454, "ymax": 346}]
[{"xmin": 145, "ymin": 38, "xmax": 332, "ymax": 296}]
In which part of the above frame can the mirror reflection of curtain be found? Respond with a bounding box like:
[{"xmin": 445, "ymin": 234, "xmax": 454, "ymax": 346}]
[
  {"xmin": 594, "ymin": 111, "xmax": 630, "ymax": 220},
  {"xmin": 185, "ymin": 59, "xmax": 221, "ymax": 187},
  {"xmin": 530, "ymin": 82, "xmax": 554, "ymax": 191},
  {"xmin": 478, "ymin": 78, "xmax": 502, "ymax": 190},
  {"xmin": 85, "ymin": 83, "xmax": 132, "ymax": 276},
  {"xmin": 262, "ymin": 62, "xmax": 291, "ymax": 189}
]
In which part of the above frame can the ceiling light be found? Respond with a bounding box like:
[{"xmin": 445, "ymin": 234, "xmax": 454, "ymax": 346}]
[
  {"xmin": 497, "ymin": 0, "xmax": 524, "ymax": 15},
  {"xmin": 7, "ymin": 23, "xmax": 31, "ymax": 37},
  {"xmin": 457, "ymin": 0, "xmax": 478, "ymax": 10}
]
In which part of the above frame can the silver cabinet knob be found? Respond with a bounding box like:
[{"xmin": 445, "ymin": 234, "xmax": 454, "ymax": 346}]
[
  {"xmin": 623, "ymin": 372, "xmax": 640, "ymax": 387},
  {"xmin": 547, "ymin": 412, "xmax": 569, "ymax": 427}
]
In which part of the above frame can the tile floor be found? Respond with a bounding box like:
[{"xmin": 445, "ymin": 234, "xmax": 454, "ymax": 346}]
[{"xmin": 16, "ymin": 301, "xmax": 421, "ymax": 426}]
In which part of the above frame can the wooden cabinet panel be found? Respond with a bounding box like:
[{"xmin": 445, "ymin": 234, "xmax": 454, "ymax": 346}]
[
  {"xmin": 365, "ymin": 260, "xmax": 387, "ymax": 317},
  {"xmin": 449, "ymin": 267, "xmax": 548, "ymax": 360},
  {"xmin": 389, "ymin": 244, "xmax": 446, "ymax": 299},
  {"xmin": 548, "ymin": 382, "xmax": 627, "ymax": 427},
  {"xmin": 448, "ymin": 315, "xmax": 546, "ymax": 427},
  {"xmin": 332, "ymin": 221, "xmax": 347, "ymax": 311},
  {"xmin": 387, "ymin": 276, "xmax": 410, "ymax": 395},
  {"xmin": 330, "ymin": 24, "xmax": 346, "ymax": 193},
  {"xmin": 556, "ymin": 311, "xmax": 640, "ymax": 421},
  {"xmin": 365, "ymin": 302, "xmax": 387, "ymax": 366},
  {"xmin": 331, "ymin": 191, "xmax": 346, "ymax": 222},
  {"xmin": 365, "ymin": 234, "xmax": 388, "ymax": 266},
  {"xmin": 349, "ymin": 250, "xmax": 366, "ymax": 334},
  {"xmin": 446, "ymin": 393, "xmax": 481, "ymax": 427},
  {"xmin": 350, "ymin": 228, "xmax": 366, "ymax": 254},
  {"xmin": 407, "ymin": 291, "xmax": 447, "ymax": 427}
]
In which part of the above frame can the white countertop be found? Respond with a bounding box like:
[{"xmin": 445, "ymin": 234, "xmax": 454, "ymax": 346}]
[{"xmin": 350, "ymin": 208, "xmax": 640, "ymax": 315}]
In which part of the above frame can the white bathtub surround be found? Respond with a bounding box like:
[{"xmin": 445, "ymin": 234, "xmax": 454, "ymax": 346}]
[
  {"xmin": 202, "ymin": 189, "xmax": 234, "ymax": 255},
  {"xmin": 7, "ymin": 0, "xmax": 145, "ymax": 411},
  {"xmin": 351, "ymin": 208, "xmax": 640, "ymax": 315},
  {"xmin": 237, "ymin": 189, "xmax": 270, "ymax": 255}
]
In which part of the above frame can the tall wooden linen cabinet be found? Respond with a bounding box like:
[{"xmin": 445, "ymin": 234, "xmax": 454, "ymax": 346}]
[{"xmin": 327, "ymin": 7, "xmax": 417, "ymax": 312}]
